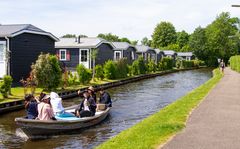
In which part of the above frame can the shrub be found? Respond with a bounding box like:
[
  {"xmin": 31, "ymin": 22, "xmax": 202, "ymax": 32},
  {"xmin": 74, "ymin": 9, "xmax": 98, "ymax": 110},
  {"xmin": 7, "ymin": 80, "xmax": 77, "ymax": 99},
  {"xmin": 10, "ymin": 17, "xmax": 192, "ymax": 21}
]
[
  {"xmin": 116, "ymin": 58, "xmax": 129, "ymax": 78},
  {"xmin": 158, "ymin": 57, "xmax": 174, "ymax": 70},
  {"xmin": 147, "ymin": 60, "xmax": 156, "ymax": 73},
  {"xmin": 230, "ymin": 55, "xmax": 240, "ymax": 72},
  {"xmin": 103, "ymin": 60, "xmax": 117, "ymax": 79},
  {"xmin": 0, "ymin": 75, "xmax": 13, "ymax": 98},
  {"xmin": 31, "ymin": 54, "xmax": 62, "ymax": 91},
  {"xmin": 68, "ymin": 71, "xmax": 78, "ymax": 86},
  {"xmin": 76, "ymin": 64, "xmax": 92, "ymax": 84},
  {"xmin": 138, "ymin": 56, "xmax": 147, "ymax": 74},
  {"xmin": 95, "ymin": 64, "xmax": 104, "ymax": 80},
  {"xmin": 130, "ymin": 60, "xmax": 139, "ymax": 75}
]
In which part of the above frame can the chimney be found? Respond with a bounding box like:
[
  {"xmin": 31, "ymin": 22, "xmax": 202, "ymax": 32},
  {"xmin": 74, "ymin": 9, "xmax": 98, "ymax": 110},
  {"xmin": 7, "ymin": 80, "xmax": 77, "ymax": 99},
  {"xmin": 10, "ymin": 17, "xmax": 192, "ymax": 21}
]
[{"xmin": 78, "ymin": 36, "xmax": 81, "ymax": 43}]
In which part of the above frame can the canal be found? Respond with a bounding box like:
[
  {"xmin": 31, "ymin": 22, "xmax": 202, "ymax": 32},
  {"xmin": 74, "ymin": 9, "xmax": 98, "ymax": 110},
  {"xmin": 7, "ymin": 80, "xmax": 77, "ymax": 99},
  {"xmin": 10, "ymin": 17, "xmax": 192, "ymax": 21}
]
[{"xmin": 0, "ymin": 68, "xmax": 212, "ymax": 149}]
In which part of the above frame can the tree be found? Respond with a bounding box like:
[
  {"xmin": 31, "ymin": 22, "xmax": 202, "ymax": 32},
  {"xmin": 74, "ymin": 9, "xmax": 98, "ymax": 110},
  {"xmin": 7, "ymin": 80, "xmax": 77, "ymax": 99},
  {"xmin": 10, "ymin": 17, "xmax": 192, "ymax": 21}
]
[
  {"xmin": 120, "ymin": 37, "xmax": 131, "ymax": 44},
  {"xmin": 161, "ymin": 44, "xmax": 180, "ymax": 51},
  {"xmin": 91, "ymin": 48, "xmax": 98, "ymax": 80},
  {"xmin": 189, "ymin": 26, "xmax": 208, "ymax": 62},
  {"xmin": 97, "ymin": 33, "xmax": 120, "ymax": 42},
  {"xmin": 31, "ymin": 54, "xmax": 62, "ymax": 91},
  {"xmin": 204, "ymin": 12, "xmax": 239, "ymax": 66},
  {"xmin": 177, "ymin": 30, "xmax": 189, "ymax": 48},
  {"xmin": 151, "ymin": 21, "xmax": 177, "ymax": 48},
  {"xmin": 131, "ymin": 40, "xmax": 138, "ymax": 45},
  {"xmin": 76, "ymin": 64, "xmax": 92, "ymax": 84},
  {"xmin": 141, "ymin": 37, "xmax": 152, "ymax": 46},
  {"xmin": 62, "ymin": 34, "xmax": 76, "ymax": 38}
]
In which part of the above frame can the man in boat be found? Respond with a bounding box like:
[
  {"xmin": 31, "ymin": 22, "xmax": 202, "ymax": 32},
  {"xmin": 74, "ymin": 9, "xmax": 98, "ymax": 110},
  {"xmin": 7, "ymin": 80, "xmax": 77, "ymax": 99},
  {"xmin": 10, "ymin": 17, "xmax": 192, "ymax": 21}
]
[
  {"xmin": 37, "ymin": 94, "xmax": 56, "ymax": 120},
  {"xmin": 50, "ymin": 92, "xmax": 75, "ymax": 117},
  {"xmin": 97, "ymin": 88, "xmax": 112, "ymax": 111},
  {"xmin": 24, "ymin": 94, "xmax": 38, "ymax": 119},
  {"xmin": 76, "ymin": 91, "xmax": 96, "ymax": 118}
]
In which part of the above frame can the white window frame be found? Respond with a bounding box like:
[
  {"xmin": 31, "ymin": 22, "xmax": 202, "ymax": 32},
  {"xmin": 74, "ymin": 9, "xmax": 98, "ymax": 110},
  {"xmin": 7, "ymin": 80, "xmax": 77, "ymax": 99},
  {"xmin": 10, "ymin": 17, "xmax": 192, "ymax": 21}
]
[
  {"xmin": 59, "ymin": 49, "xmax": 67, "ymax": 61},
  {"xmin": 131, "ymin": 51, "xmax": 135, "ymax": 60},
  {"xmin": 0, "ymin": 41, "xmax": 6, "ymax": 62},
  {"xmin": 114, "ymin": 51, "xmax": 122, "ymax": 61},
  {"xmin": 186, "ymin": 56, "xmax": 191, "ymax": 61}
]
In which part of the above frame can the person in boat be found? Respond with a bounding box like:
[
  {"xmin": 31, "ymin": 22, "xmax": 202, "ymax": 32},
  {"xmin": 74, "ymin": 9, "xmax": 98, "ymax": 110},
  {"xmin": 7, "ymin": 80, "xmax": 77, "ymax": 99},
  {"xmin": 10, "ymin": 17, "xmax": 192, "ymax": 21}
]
[
  {"xmin": 50, "ymin": 92, "xmax": 75, "ymax": 117},
  {"xmin": 97, "ymin": 88, "xmax": 112, "ymax": 111},
  {"xmin": 76, "ymin": 91, "xmax": 96, "ymax": 118},
  {"xmin": 37, "ymin": 94, "xmax": 56, "ymax": 120},
  {"xmin": 24, "ymin": 94, "xmax": 38, "ymax": 119},
  {"xmin": 87, "ymin": 86, "xmax": 97, "ymax": 103}
]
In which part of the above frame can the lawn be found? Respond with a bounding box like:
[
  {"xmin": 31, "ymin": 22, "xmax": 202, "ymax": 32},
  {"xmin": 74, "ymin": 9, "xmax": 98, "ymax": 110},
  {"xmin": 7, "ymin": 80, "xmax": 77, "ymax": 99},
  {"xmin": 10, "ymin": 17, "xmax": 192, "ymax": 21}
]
[{"xmin": 96, "ymin": 69, "xmax": 223, "ymax": 149}]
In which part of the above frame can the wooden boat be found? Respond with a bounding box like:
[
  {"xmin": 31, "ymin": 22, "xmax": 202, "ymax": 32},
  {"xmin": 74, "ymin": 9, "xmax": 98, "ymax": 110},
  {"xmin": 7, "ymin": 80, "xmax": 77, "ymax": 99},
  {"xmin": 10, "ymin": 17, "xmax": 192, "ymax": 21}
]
[{"xmin": 15, "ymin": 106, "xmax": 110, "ymax": 139}]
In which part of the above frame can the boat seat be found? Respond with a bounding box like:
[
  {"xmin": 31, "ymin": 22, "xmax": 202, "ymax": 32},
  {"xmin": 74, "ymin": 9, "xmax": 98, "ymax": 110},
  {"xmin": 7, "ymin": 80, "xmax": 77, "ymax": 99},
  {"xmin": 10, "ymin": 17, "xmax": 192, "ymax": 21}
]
[{"xmin": 55, "ymin": 111, "xmax": 104, "ymax": 121}]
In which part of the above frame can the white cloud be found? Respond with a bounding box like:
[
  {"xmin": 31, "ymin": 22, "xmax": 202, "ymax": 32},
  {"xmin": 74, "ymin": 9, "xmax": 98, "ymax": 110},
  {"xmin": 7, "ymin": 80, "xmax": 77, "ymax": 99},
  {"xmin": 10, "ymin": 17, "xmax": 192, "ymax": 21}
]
[{"xmin": 0, "ymin": 0, "xmax": 240, "ymax": 40}]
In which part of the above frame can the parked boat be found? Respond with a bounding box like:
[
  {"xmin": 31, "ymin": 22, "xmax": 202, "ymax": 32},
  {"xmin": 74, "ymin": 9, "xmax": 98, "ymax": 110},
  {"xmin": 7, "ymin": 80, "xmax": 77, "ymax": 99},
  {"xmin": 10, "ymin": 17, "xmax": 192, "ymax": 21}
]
[{"xmin": 15, "ymin": 106, "xmax": 110, "ymax": 139}]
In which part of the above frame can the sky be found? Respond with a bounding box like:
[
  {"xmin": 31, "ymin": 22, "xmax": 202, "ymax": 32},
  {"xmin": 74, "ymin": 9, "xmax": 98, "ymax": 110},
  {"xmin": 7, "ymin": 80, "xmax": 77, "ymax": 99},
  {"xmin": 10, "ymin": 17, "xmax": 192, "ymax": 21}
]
[{"xmin": 1, "ymin": 0, "xmax": 240, "ymax": 41}]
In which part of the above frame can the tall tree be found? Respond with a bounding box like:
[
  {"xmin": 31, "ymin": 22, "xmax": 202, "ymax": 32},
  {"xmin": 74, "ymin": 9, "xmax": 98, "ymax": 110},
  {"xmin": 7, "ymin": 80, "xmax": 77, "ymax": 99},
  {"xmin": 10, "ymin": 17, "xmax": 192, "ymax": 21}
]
[
  {"xmin": 189, "ymin": 26, "xmax": 208, "ymax": 61},
  {"xmin": 205, "ymin": 12, "xmax": 239, "ymax": 66},
  {"xmin": 177, "ymin": 30, "xmax": 189, "ymax": 48},
  {"xmin": 151, "ymin": 21, "xmax": 177, "ymax": 48},
  {"xmin": 97, "ymin": 33, "xmax": 120, "ymax": 42},
  {"xmin": 141, "ymin": 37, "xmax": 152, "ymax": 46}
]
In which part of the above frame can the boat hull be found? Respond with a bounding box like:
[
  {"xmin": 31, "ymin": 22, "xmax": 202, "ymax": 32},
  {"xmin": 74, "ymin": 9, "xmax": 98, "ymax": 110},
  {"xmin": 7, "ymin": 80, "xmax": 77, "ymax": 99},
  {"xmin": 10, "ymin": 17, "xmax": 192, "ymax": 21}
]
[{"xmin": 15, "ymin": 108, "xmax": 110, "ymax": 138}]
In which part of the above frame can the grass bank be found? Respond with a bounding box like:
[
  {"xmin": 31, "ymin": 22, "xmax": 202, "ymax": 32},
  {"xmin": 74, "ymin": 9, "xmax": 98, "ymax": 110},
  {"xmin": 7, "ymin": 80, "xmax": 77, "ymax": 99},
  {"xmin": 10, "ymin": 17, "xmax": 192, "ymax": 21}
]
[
  {"xmin": 230, "ymin": 55, "xmax": 240, "ymax": 72},
  {"xmin": 96, "ymin": 68, "xmax": 223, "ymax": 149}
]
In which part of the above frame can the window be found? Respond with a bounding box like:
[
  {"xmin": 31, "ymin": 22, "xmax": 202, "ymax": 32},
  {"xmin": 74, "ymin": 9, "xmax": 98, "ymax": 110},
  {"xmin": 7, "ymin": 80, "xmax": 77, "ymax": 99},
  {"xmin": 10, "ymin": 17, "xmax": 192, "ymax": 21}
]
[
  {"xmin": 186, "ymin": 57, "xmax": 191, "ymax": 61},
  {"xmin": 131, "ymin": 51, "xmax": 135, "ymax": 60},
  {"xmin": 59, "ymin": 49, "xmax": 66, "ymax": 61},
  {"xmin": 0, "ymin": 44, "xmax": 4, "ymax": 61},
  {"xmin": 81, "ymin": 50, "xmax": 88, "ymax": 62},
  {"xmin": 114, "ymin": 51, "xmax": 121, "ymax": 61}
]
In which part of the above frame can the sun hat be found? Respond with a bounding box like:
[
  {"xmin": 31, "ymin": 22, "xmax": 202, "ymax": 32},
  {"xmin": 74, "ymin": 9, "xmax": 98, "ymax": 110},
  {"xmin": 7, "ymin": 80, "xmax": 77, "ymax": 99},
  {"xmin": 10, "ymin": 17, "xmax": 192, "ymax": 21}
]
[
  {"xmin": 87, "ymin": 86, "xmax": 94, "ymax": 92},
  {"xmin": 42, "ymin": 94, "xmax": 50, "ymax": 100}
]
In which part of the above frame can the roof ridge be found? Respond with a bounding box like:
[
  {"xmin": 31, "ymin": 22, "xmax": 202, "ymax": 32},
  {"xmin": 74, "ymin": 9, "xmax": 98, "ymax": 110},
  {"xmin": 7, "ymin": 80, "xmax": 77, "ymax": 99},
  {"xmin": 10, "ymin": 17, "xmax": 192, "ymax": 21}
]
[{"xmin": 0, "ymin": 24, "xmax": 30, "ymax": 26}]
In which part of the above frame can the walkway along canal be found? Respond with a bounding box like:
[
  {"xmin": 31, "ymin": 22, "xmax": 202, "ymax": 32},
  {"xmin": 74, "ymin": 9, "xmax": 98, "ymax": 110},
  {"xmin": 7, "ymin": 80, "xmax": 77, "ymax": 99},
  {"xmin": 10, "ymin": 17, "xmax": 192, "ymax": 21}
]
[{"xmin": 0, "ymin": 68, "xmax": 212, "ymax": 149}]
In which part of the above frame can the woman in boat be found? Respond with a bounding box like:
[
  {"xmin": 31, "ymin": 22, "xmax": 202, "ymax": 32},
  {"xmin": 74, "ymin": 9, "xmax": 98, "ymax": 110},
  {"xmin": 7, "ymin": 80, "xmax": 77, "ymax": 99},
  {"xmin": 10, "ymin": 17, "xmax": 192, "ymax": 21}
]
[
  {"xmin": 50, "ymin": 92, "xmax": 75, "ymax": 117},
  {"xmin": 76, "ymin": 91, "xmax": 96, "ymax": 118},
  {"xmin": 87, "ymin": 86, "xmax": 97, "ymax": 103},
  {"xmin": 37, "ymin": 94, "xmax": 56, "ymax": 120},
  {"xmin": 24, "ymin": 94, "xmax": 38, "ymax": 119}
]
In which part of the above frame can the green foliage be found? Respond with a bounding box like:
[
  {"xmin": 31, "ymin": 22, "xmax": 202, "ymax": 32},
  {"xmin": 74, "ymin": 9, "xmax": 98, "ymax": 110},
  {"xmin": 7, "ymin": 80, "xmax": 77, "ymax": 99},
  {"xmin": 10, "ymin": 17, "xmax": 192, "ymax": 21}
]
[
  {"xmin": 158, "ymin": 57, "xmax": 174, "ymax": 71},
  {"xmin": 103, "ymin": 60, "xmax": 117, "ymax": 79},
  {"xmin": 95, "ymin": 65, "xmax": 104, "ymax": 80},
  {"xmin": 190, "ymin": 12, "xmax": 239, "ymax": 66},
  {"xmin": 96, "ymin": 69, "xmax": 223, "ymax": 149},
  {"xmin": 97, "ymin": 33, "xmax": 120, "ymax": 42},
  {"xmin": 161, "ymin": 44, "xmax": 180, "ymax": 51},
  {"xmin": 120, "ymin": 37, "xmax": 131, "ymax": 44},
  {"xmin": 76, "ymin": 64, "xmax": 92, "ymax": 84},
  {"xmin": 177, "ymin": 30, "xmax": 189, "ymax": 49},
  {"xmin": 61, "ymin": 34, "xmax": 76, "ymax": 38},
  {"xmin": 116, "ymin": 58, "xmax": 129, "ymax": 78},
  {"xmin": 67, "ymin": 71, "xmax": 78, "ymax": 86},
  {"xmin": 141, "ymin": 37, "xmax": 152, "ymax": 46},
  {"xmin": 131, "ymin": 40, "xmax": 138, "ymax": 45},
  {"xmin": 0, "ymin": 75, "xmax": 13, "ymax": 98},
  {"xmin": 129, "ymin": 56, "xmax": 147, "ymax": 75},
  {"xmin": 31, "ymin": 54, "xmax": 62, "ymax": 91},
  {"xmin": 230, "ymin": 55, "xmax": 240, "ymax": 72},
  {"xmin": 147, "ymin": 60, "xmax": 156, "ymax": 73},
  {"xmin": 152, "ymin": 21, "xmax": 177, "ymax": 48}
]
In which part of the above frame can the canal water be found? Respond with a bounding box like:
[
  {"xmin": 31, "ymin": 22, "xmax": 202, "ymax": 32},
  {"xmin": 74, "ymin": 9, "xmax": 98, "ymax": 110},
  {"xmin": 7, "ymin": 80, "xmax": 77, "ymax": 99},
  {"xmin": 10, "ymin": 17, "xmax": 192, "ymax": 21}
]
[{"xmin": 0, "ymin": 69, "xmax": 212, "ymax": 149}]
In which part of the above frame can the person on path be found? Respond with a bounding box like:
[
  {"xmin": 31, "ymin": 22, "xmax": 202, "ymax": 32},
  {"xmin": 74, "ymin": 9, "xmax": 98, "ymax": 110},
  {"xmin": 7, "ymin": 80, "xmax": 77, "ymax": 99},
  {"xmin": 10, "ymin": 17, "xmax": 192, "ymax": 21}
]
[{"xmin": 219, "ymin": 59, "xmax": 225, "ymax": 73}]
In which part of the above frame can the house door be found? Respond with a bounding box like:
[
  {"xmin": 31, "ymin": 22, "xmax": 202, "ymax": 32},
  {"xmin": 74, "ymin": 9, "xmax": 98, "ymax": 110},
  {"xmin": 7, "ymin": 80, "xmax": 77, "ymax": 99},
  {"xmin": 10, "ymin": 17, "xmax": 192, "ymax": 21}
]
[
  {"xmin": 79, "ymin": 49, "xmax": 89, "ymax": 69},
  {"xmin": 0, "ymin": 41, "xmax": 6, "ymax": 78}
]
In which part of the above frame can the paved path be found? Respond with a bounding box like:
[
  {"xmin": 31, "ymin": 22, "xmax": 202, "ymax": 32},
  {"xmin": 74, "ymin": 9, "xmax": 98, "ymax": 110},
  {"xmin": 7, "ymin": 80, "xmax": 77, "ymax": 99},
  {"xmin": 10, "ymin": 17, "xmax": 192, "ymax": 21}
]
[{"xmin": 162, "ymin": 68, "xmax": 240, "ymax": 149}]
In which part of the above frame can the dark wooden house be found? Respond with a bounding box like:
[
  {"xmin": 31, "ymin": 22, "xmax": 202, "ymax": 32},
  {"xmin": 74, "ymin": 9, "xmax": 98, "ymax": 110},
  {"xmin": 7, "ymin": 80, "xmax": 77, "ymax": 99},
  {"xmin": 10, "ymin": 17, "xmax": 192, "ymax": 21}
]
[
  {"xmin": 162, "ymin": 50, "xmax": 177, "ymax": 59},
  {"xmin": 154, "ymin": 49, "xmax": 164, "ymax": 63},
  {"xmin": 112, "ymin": 42, "xmax": 136, "ymax": 63},
  {"xmin": 55, "ymin": 37, "xmax": 115, "ymax": 70},
  {"xmin": 135, "ymin": 45, "xmax": 157, "ymax": 62},
  {"xmin": 177, "ymin": 52, "xmax": 195, "ymax": 60},
  {"xmin": 0, "ymin": 24, "xmax": 58, "ymax": 82}
]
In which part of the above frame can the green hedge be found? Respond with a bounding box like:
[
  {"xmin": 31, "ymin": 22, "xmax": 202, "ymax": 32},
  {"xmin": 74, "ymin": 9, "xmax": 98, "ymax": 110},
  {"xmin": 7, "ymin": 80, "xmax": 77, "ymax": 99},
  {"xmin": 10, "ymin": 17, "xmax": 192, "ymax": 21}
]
[
  {"xmin": 230, "ymin": 55, "xmax": 240, "ymax": 72},
  {"xmin": 96, "ymin": 69, "xmax": 223, "ymax": 149}
]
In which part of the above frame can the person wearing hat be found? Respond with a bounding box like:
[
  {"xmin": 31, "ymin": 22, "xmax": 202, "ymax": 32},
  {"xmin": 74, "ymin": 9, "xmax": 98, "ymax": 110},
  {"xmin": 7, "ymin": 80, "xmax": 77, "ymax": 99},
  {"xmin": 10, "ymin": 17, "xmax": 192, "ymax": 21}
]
[
  {"xmin": 50, "ymin": 92, "xmax": 75, "ymax": 117},
  {"xmin": 75, "ymin": 90, "xmax": 96, "ymax": 118},
  {"xmin": 37, "ymin": 94, "xmax": 56, "ymax": 120},
  {"xmin": 87, "ymin": 86, "xmax": 97, "ymax": 103}
]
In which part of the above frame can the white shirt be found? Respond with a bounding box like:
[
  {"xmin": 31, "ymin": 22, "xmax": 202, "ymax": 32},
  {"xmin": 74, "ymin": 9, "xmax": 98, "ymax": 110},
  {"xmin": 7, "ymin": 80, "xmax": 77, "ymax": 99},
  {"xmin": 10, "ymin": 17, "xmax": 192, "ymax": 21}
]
[
  {"xmin": 50, "ymin": 97, "xmax": 65, "ymax": 113},
  {"xmin": 83, "ymin": 98, "xmax": 90, "ymax": 111}
]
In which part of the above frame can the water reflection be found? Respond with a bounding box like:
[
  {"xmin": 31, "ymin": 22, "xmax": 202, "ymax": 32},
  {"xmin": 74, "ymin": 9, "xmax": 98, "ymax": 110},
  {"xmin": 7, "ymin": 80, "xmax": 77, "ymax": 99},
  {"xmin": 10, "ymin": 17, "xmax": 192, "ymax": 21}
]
[{"xmin": 0, "ymin": 69, "xmax": 212, "ymax": 149}]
